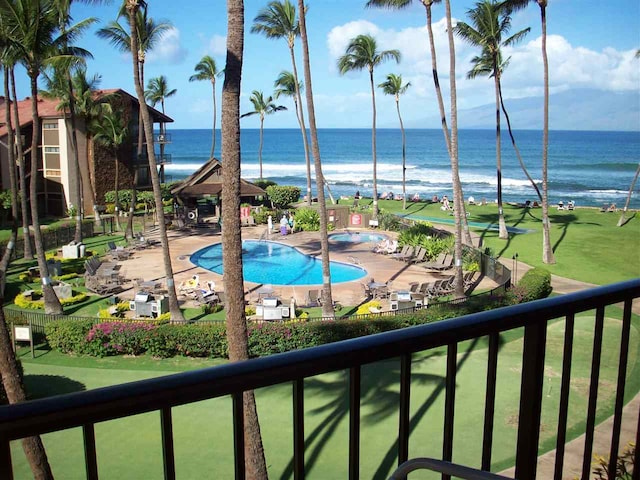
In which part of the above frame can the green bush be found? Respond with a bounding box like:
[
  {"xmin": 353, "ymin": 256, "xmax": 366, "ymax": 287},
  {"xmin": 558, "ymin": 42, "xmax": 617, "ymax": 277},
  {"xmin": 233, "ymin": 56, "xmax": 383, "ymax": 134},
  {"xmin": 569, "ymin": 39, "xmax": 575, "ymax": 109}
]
[
  {"xmin": 377, "ymin": 210, "xmax": 403, "ymax": 231},
  {"xmin": 252, "ymin": 208, "xmax": 279, "ymax": 225},
  {"xmin": 14, "ymin": 291, "xmax": 88, "ymax": 310},
  {"xmin": 253, "ymin": 179, "xmax": 277, "ymax": 191},
  {"xmin": 265, "ymin": 185, "xmax": 300, "ymax": 208},
  {"xmin": 293, "ymin": 207, "xmax": 320, "ymax": 231},
  {"xmin": 517, "ymin": 267, "xmax": 553, "ymax": 302},
  {"xmin": 45, "ymin": 319, "xmax": 95, "ymax": 354}
]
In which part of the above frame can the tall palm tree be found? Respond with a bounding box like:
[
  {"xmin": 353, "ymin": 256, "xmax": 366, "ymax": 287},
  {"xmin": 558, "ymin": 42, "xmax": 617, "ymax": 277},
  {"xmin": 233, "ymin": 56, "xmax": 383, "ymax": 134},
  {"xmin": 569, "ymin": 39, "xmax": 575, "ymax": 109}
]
[
  {"xmin": 241, "ymin": 90, "xmax": 286, "ymax": 180},
  {"xmin": 70, "ymin": 66, "xmax": 107, "ymax": 226},
  {"xmin": 125, "ymin": 0, "xmax": 184, "ymax": 323},
  {"xmin": 297, "ymin": 0, "xmax": 334, "ymax": 316},
  {"xmin": 145, "ymin": 74, "xmax": 176, "ymax": 183},
  {"xmin": 222, "ymin": 0, "xmax": 270, "ymax": 477},
  {"xmin": 251, "ymin": 0, "xmax": 314, "ymax": 206},
  {"xmin": 502, "ymin": 0, "xmax": 555, "ymax": 263},
  {"xmin": 443, "ymin": 0, "xmax": 465, "ymax": 298},
  {"xmin": 0, "ymin": 24, "xmax": 33, "ymax": 259},
  {"xmin": 456, "ymin": 0, "xmax": 530, "ymax": 240},
  {"xmin": 91, "ymin": 106, "xmax": 128, "ymax": 231},
  {"xmin": 378, "ymin": 73, "xmax": 410, "ymax": 210},
  {"xmin": 97, "ymin": 5, "xmax": 172, "ymax": 239},
  {"xmin": 337, "ymin": 34, "xmax": 400, "ymax": 218},
  {"xmin": 366, "ymin": 0, "xmax": 474, "ymax": 246},
  {"xmin": 188, "ymin": 55, "xmax": 222, "ymax": 159}
]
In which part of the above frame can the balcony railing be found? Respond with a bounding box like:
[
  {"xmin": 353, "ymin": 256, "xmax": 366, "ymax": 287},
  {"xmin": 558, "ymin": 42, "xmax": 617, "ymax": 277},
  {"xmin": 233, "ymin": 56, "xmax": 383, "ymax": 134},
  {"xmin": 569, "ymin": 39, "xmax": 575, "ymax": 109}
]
[
  {"xmin": 134, "ymin": 152, "xmax": 172, "ymax": 165},
  {"xmin": 153, "ymin": 133, "xmax": 171, "ymax": 144},
  {"xmin": 0, "ymin": 279, "xmax": 638, "ymax": 480}
]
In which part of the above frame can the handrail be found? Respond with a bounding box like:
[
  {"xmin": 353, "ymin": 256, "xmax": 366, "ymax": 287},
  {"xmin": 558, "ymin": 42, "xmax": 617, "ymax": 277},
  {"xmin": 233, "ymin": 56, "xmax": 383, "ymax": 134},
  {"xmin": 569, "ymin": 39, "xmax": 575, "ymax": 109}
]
[{"xmin": 1, "ymin": 279, "xmax": 638, "ymax": 442}]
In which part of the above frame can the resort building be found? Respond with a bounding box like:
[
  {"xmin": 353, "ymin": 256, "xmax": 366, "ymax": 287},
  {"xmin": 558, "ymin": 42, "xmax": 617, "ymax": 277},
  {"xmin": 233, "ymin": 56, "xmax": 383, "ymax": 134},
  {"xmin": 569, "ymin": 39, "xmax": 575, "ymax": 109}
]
[{"xmin": 0, "ymin": 89, "xmax": 172, "ymax": 218}]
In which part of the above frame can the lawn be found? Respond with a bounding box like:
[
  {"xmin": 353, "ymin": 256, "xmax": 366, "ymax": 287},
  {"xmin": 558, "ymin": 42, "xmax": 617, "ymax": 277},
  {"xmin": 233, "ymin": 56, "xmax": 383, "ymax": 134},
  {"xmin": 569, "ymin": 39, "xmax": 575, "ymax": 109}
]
[
  {"xmin": 374, "ymin": 199, "xmax": 639, "ymax": 285},
  {"xmin": 8, "ymin": 305, "xmax": 639, "ymax": 479}
]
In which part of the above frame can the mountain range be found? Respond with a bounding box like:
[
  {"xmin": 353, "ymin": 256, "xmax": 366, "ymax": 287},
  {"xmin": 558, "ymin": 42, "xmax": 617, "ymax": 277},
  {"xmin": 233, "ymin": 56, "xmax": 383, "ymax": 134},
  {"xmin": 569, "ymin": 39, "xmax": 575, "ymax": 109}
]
[{"xmin": 408, "ymin": 88, "xmax": 640, "ymax": 131}]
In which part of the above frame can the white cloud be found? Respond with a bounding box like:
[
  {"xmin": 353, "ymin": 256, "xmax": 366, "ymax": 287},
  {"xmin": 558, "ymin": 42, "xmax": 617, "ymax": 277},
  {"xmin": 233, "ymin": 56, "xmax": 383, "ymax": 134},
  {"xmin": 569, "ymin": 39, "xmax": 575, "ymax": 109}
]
[
  {"xmin": 208, "ymin": 35, "xmax": 227, "ymax": 56},
  {"xmin": 325, "ymin": 18, "xmax": 640, "ymax": 117},
  {"xmin": 146, "ymin": 28, "xmax": 188, "ymax": 64}
]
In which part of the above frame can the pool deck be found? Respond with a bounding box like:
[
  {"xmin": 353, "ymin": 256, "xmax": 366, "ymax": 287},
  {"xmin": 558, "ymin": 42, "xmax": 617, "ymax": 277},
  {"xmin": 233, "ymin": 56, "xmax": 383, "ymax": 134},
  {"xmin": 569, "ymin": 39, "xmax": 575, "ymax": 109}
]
[{"xmin": 113, "ymin": 225, "xmax": 498, "ymax": 309}]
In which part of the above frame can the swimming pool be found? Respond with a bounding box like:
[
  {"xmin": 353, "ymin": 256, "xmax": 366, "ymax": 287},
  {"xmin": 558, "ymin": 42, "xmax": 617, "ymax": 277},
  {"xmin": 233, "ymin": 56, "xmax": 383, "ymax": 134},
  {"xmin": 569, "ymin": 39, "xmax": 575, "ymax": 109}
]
[
  {"xmin": 191, "ymin": 240, "xmax": 367, "ymax": 286},
  {"xmin": 329, "ymin": 232, "xmax": 388, "ymax": 243}
]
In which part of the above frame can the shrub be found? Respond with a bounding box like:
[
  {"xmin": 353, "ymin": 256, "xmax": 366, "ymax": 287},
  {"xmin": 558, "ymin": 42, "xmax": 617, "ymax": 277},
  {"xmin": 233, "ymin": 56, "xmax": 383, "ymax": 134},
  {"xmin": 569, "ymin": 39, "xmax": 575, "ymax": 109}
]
[
  {"xmin": 253, "ymin": 179, "xmax": 277, "ymax": 191},
  {"xmin": 14, "ymin": 290, "xmax": 87, "ymax": 310},
  {"xmin": 377, "ymin": 210, "xmax": 403, "ymax": 231},
  {"xmin": 355, "ymin": 300, "xmax": 381, "ymax": 315},
  {"xmin": 294, "ymin": 207, "xmax": 320, "ymax": 231},
  {"xmin": 45, "ymin": 319, "xmax": 95, "ymax": 354},
  {"xmin": 517, "ymin": 267, "xmax": 553, "ymax": 302},
  {"xmin": 202, "ymin": 303, "xmax": 223, "ymax": 315},
  {"xmin": 85, "ymin": 321, "xmax": 158, "ymax": 357},
  {"xmin": 253, "ymin": 208, "xmax": 278, "ymax": 225},
  {"xmin": 265, "ymin": 185, "xmax": 300, "ymax": 208}
]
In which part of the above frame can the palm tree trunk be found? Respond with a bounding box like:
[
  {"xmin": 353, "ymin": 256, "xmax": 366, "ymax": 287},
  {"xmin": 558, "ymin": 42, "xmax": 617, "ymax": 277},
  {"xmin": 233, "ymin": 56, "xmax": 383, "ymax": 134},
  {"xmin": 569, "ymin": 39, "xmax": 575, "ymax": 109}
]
[
  {"xmin": 298, "ymin": 0, "xmax": 334, "ymax": 316},
  {"xmin": 125, "ymin": 61, "xmax": 145, "ymax": 240},
  {"xmin": 424, "ymin": 3, "xmax": 473, "ymax": 246},
  {"xmin": 10, "ymin": 69, "xmax": 33, "ymax": 259},
  {"xmin": 369, "ymin": 68, "xmax": 379, "ymax": 218},
  {"xmin": 114, "ymin": 148, "xmax": 122, "ymax": 231},
  {"xmin": 211, "ymin": 78, "xmax": 217, "ymax": 158},
  {"xmin": 617, "ymin": 162, "xmax": 640, "ymax": 227},
  {"xmin": 498, "ymin": 80, "xmax": 542, "ymax": 201},
  {"xmin": 223, "ymin": 1, "xmax": 270, "ymax": 477},
  {"xmin": 127, "ymin": 2, "xmax": 184, "ymax": 322},
  {"xmin": 65, "ymin": 75, "xmax": 84, "ymax": 243},
  {"xmin": 396, "ymin": 96, "xmax": 407, "ymax": 211},
  {"xmin": 495, "ymin": 72, "xmax": 508, "ymax": 239},
  {"xmin": 258, "ymin": 115, "xmax": 264, "ymax": 180},
  {"xmin": 445, "ymin": 0, "xmax": 464, "ymax": 298},
  {"xmin": 539, "ymin": 1, "xmax": 555, "ymax": 264},
  {"xmin": 28, "ymin": 74, "xmax": 63, "ymax": 314},
  {"xmin": 289, "ymin": 45, "xmax": 313, "ymax": 206}
]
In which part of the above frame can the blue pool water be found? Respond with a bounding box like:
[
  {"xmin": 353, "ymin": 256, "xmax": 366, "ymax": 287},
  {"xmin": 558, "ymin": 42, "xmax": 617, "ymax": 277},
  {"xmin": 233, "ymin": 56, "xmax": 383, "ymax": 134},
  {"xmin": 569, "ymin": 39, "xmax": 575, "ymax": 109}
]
[
  {"xmin": 191, "ymin": 240, "xmax": 367, "ymax": 285},
  {"xmin": 329, "ymin": 232, "xmax": 388, "ymax": 243}
]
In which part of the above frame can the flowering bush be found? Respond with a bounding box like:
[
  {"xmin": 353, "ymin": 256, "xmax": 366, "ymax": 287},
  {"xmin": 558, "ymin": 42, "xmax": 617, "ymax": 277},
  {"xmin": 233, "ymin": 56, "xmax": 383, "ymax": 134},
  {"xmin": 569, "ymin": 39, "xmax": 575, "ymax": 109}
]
[{"xmin": 85, "ymin": 322, "xmax": 157, "ymax": 357}]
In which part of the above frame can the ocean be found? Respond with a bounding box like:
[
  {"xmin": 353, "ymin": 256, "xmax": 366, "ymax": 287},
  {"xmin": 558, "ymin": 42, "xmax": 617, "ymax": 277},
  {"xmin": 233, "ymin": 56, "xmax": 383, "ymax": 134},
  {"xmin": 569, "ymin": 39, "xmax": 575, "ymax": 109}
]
[{"xmin": 163, "ymin": 128, "xmax": 640, "ymax": 209}]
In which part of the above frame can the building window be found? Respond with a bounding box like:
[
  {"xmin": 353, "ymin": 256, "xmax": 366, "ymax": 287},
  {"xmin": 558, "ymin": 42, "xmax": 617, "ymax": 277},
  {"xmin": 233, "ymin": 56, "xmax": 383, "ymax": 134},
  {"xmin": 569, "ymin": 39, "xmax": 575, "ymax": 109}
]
[
  {"xmin": 43, "ymin": 122, "xmax": 58, "ymax": 129},
  {"xmin": 44, "ymin": 147, "xmax": 60, "ymax": 153}
]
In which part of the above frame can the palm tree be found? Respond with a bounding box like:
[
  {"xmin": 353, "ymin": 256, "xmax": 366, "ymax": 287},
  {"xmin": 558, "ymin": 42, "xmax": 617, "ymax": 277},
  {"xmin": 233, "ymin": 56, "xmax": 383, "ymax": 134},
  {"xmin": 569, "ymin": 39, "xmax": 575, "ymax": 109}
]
[
  {"xmin": 241, "ymin": 90, "xmax": 286, "ymax": 180},
  {"xmin": 145, "ymin": 74, "xmax": 176, "ymax": 183},
  {"xmin": 337, "ymin": 34, "xmax": 400, "ymax": 218},
  {"xmin": 70, "ymin": 66, "xmax": 108, "ymax": 226},
  {"xmin": 502, "ymin": 0, "xmax": 555, "ymax": 263},
  {"xmin": 378, "ymin": 73, "xmax": 410, "ymax": 210},
  {"xmin": 91, "ymin": 106, "xmax": 128, "ymax": 231},
  {"xmin": 617, "ymin": 162, "xmax": 640, "ymax": 227},
  {"xmin": 125, "ymin": 0, "xmax": 184, "ymax": 323},
  {"xmin": 0, "ymin": 24, "xmax": 33, "ymax": 259},
  {"xmin": 456, "ymin": 0, "xmax": 530, "ymax": 240},
  {"xmin": 97, "ymin": 5, "xmax": 172, "ymax": 239},
  {"xmin": 251, "ymin": 0, "xmax": 314, "ymax": 206},
  {"xmin": 297, "ymin": 0, "xmax": 334, "ymax": 316},
  {"xmin": 222, "ymin": 0, "xmax": 270, "ymax": 476},
  {"xmin": 366, "ymin": 0, "xmax": 474, "ymax": 246},
  {"xmin": 188, "ymin": 55, "xmax": 222, "ymax": 158}
]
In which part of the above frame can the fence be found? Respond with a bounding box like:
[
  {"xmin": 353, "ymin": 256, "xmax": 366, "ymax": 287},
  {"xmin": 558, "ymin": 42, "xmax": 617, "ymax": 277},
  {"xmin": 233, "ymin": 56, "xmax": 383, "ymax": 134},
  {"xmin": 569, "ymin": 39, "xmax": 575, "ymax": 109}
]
[{"xmin": 0, "ymin": 221, "xmax": 95, "ymax": 260}]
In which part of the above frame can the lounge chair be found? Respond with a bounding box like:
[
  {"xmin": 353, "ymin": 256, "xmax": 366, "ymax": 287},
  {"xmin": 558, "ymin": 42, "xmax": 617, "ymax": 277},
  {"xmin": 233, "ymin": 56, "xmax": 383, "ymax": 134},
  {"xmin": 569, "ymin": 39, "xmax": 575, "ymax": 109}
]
[
  {"xmin": 178, "ymin": 274, "xmax": 200, "ymax": 295},
  {"xmin": 361, "ymin": 283, "xmax": 372, "ymax": 300},
  {"xmin": 194, "ymin": 289, "xmax": 219, "ymax": 306},
  {"xmin": 422, "ymin": 252, "xmax": 447, "ymax": 270},
  {"xmin": 424, "ymin": 254, "xmax": 453, "ymax": 272},
  {"xmin": 305, "ymin": 289, "xmax": 321, "ymax": 307},
  {"xmin": 392, "ymin": 245, "xmax": 414, "ymax": 261},
  {"xmin": 407, "ymin": 247, "xmax": 427, "ymax": 264}
]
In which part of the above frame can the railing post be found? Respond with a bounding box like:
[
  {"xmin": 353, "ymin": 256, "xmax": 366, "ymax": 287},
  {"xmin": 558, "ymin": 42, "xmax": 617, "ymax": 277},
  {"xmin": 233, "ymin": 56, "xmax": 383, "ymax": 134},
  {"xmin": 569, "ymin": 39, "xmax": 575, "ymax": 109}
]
[
  {"xmin": 515, "ymin": 322, "xmax": 547, "ymax": 480},
  {"xmin": 349, "ymin": 366, "xmax": 361, "ymax": 480},
  {"xmin": 232, "ymin": 393, "xmax": 245, "ymax": 480},
  {"xmin": 0, "ymin": 439, "xmax": 13, "ymax": 480}
]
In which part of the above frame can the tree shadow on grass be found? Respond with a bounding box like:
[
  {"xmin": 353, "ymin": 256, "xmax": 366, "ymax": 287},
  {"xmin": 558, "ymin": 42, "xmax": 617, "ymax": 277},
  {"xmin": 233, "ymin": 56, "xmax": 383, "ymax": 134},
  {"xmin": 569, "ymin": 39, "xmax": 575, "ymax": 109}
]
[
  {"xmin": 278, "ymin": 337, "xmax": 490, "ymax": 479},
  {"xmin": 23, "ymin": 374, "xmax": 86, "ymax": 400}
]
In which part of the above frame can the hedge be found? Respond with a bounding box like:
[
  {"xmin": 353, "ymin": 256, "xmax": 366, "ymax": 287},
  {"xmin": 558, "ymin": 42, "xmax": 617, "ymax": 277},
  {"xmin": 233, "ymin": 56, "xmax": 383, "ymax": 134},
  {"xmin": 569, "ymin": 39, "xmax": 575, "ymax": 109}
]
[
  {"xmin": 43, "ymin": 296, "xmax": 511, "ymax": 359},
  {"xmin": 508, "ymin": 267, "xmax": 553, "ymax": 304}
]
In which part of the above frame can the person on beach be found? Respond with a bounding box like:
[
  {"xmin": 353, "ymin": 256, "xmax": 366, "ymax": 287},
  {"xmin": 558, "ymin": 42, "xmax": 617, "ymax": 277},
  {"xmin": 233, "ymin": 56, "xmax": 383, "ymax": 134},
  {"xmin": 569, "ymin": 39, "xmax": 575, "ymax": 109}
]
[
  {"xmin": 355, "ymin": 190, "xmax": 361, "ymax": 199},
  {"xmin": 441, "ymin": 195, "xmax": 451, "ymax": 211},
  {"xmin": 280, "ymin": 215, "xmax": 289, "ymax": 235},
  {"xmin": 432, "ymin": 194, "xmax": 439, "ymax": 203}
]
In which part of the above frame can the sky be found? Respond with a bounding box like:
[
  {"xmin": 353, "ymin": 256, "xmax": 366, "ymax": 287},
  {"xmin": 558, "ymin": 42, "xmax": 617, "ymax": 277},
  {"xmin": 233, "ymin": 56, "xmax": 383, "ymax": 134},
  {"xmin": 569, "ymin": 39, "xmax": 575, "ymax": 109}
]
[{"xmin": 7, "ymin": 0, "xmax": 640, "ymax": 130}]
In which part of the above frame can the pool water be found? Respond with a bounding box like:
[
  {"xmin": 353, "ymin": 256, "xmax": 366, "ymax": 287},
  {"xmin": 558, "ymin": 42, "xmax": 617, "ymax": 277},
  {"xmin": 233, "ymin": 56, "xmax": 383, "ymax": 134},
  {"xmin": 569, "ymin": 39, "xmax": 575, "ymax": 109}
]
[
  {"xmin": 191, "ymin": 240, "xmax": 367, "ymax": 286},
  {"xmin": 329, "ymin": 232, "xmax": 388, "ymax": 243}
]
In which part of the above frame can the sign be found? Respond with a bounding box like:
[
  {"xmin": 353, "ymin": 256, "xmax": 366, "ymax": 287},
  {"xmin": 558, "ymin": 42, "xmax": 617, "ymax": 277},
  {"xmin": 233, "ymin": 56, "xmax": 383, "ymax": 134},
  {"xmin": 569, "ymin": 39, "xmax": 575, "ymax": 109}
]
[
  {"xmin": 350, "ymin": 214, "xmax": 362, "ymax": 226},
  {"xmin": 369, "ymin": 219, "xmax": 379, "ymax": 227},
  {"xmin": 14, "ymin": 326, "xmax": 31, "ymax": 341},
  {"xmin": 13, "ymin": 324, "xmax": 34, "ymax": 358}
]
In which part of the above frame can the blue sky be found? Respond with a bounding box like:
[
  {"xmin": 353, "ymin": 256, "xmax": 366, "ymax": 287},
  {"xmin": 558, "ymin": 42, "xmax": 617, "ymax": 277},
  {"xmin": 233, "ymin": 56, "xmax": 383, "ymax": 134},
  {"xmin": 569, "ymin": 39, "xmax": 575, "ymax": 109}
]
[{"xmin": 9, "ymin": 0, "xmax": 640, "ymax": 130}]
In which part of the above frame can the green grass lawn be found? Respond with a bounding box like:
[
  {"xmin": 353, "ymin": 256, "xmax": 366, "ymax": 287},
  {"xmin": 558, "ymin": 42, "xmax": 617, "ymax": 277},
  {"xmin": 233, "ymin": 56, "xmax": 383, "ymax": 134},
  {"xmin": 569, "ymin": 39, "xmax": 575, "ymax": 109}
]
[
  {"xmin": 374, "ymin": 199, "xmax": 639, "ymax": 285},
  {"xmin": 9, "ymin": 305, "xmax": 640, "ymax": 479}
]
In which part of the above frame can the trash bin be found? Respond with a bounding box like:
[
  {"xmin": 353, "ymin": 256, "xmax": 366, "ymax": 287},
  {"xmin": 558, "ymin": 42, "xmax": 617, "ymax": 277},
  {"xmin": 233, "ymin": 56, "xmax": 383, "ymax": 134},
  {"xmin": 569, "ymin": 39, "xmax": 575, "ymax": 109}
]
[{"xmin": 79, "ymin": 243, "xmax": 86, "ymax": 257}]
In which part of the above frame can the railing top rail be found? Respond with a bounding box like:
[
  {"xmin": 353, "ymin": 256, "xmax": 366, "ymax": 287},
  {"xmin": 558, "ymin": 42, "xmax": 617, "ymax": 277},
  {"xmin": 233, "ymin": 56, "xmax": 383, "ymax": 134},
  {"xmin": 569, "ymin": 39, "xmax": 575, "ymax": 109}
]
[{"xmin": 1, "ymin": 279, "xmax": 638, "ymax": 440}]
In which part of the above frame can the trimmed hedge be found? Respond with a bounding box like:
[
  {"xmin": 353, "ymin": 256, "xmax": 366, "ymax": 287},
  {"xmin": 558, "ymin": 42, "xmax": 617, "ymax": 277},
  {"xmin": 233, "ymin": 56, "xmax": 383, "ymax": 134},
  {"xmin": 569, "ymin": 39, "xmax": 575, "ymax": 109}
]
[
  {"xmin": 14, "ymin": 290, "xmax": 88, "ymax": 310},
  {"xmin": 509, "ymin": 267, "xmax": 553, "ymax": 304},
  {"xmin": 43, "ymin": 296, "xmax": 510, "ymax": 359}
]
